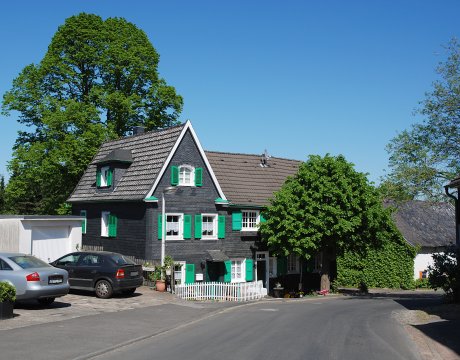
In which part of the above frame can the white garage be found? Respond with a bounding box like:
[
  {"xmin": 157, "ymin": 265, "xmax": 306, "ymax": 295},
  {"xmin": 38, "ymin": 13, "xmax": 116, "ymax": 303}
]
[{"xmin": 0, "ymin": 215, "xmax": 83, "ymax": 262}]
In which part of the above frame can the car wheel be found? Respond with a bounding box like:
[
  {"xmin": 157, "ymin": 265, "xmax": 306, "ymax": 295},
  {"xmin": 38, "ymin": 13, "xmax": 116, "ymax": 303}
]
[
  {"xmin": 95, "ymin": 280, "xmax": 113, "ymax": 299},
  {"xmin": 121, "ymin": 288, "xmax": 136, "ymax": 296},
  {"xmin": 37, "ymin": 297, "xmax": 55, "ymax": 305}
]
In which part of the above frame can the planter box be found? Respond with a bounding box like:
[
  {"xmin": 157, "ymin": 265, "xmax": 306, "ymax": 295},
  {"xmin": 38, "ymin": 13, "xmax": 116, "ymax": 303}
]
[{"xmin": 0, "ymin": 301, "xmax": 14, "ymax": 320}]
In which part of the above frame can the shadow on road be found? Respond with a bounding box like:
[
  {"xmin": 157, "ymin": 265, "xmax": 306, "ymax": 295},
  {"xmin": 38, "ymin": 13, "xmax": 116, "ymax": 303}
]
[{"xmin": 340, "ymin": 289, "xmax": 460, "ymax": 357}]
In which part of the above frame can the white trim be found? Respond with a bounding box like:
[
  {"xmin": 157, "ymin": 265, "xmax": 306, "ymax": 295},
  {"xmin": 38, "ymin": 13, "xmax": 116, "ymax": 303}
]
[
  {"xmin": 101, "ymin": 211, "xmax": 110, "ymax": 237},
  {"xmin": 166, "ymin": 213, "xmax": 183, "ymax": 240},
  {"xmin": 242, "ymin": 210, "xmax": 260, "ymax": 231},
  {"xmin": 174, "ymin": 261, "xmax": 186, "ymax": 285},
  {"xmin": 201, "ymin": 213, "xmax": 218, "ymax": 240},
  {"xmin": 230, "ymin": 258, "xmax": 246, "ymax": 283},
  {"xmin": 145, "ymin": 121, "xmax": 227, "ymax": 201},
  {"xmin": 256, "ymin": 251, "xmax": 269, "ymax": 289},
  {"xmin": 178, "ymin": 164, "xmax": 195, "ymax": 186}
]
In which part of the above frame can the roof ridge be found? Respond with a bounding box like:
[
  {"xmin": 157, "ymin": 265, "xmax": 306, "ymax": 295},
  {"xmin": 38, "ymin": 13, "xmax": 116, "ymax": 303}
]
[
  {"xmin": 205, "ymin": 150, "xmax": 301, "ymax": 162},
  {"xmin": 100, "ymin": 123, "xmax": 186, "ymax": 146}
]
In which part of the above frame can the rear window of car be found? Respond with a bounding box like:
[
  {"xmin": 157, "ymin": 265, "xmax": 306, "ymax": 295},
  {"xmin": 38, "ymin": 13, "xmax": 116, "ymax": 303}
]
[
  {"xmin": 108, "ymin": 254, "xmax": 136, "ymax": 266},
  {"xmin": 9, "ymin": 256, "xmax": 50, "ymax": 269}
]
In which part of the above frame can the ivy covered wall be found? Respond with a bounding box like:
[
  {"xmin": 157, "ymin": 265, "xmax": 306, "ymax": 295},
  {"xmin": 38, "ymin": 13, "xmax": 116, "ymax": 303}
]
[{"xmin": 336, "ymin": 233, "xmax": 416, "ymax": 289}]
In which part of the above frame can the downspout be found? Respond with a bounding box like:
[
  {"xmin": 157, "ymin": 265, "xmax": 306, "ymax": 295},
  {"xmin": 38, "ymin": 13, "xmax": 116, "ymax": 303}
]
[{"xmin": 445, "ymin": 185, "xmax": 459, "ymax": 248}]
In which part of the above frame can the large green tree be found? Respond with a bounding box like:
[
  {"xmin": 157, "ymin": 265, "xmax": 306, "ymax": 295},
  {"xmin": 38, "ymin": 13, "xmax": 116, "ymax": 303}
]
[
  {"xmin": 2, "ymin": 13, "xmax": 183, "ymax": 214},
  {"xmin": 383, "ymin": 39, "xmax": 460, "ymax": 201},
  {"xmin": 260, "ymin": 154, "xmax": 414, "ymax": 290}
]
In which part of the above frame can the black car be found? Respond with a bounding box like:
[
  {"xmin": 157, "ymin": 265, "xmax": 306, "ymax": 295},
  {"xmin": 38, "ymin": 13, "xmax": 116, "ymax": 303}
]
[{"xmin": 51, "ymin": 251, "xmax": 143, "ymax": 299}]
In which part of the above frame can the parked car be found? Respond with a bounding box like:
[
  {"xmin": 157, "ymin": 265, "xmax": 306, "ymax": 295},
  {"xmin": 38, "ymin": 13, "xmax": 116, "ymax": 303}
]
[
  {"xmin": 0, "ymin": 252, "xmax": 69, "ymax": 305},
  {"xmin": 50, "ymin": 251, "xmax": 143, "ymax": 299}
]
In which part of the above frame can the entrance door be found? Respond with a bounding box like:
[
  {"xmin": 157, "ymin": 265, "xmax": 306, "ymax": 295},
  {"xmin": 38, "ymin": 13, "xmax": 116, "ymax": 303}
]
[{"xmin": 256, "ymin": 252, "xmax": 269, "ymax": 289}]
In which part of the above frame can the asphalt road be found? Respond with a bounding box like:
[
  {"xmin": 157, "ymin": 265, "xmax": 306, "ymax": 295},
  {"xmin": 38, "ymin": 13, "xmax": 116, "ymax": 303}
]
[{"xmin": 91, "ymin": 297, "xmax": 420, "ymax": 360}]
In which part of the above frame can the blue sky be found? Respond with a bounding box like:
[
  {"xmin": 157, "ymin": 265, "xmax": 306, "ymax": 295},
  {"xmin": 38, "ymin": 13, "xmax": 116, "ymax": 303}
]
[{"xmin": 1, "ymin": 1, "xmax": 459, "ymax": 184}]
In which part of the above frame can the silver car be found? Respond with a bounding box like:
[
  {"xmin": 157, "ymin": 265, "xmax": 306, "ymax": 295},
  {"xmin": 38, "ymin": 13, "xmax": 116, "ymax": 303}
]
[{"xmin": 0, "ymin": 252, "xmax": 69, "ymax": 305}]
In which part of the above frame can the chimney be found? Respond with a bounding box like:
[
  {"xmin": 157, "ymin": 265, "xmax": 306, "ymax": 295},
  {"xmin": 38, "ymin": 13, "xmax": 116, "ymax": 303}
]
[{"xmin": 132, "ymin": 126, "xmax": 145, "ymax": 136}]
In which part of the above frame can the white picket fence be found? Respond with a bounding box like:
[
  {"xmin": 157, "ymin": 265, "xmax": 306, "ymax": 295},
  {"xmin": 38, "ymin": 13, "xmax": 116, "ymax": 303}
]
[{"xmin": 175, "ymin": 280, "xmax": 267, "ymax": 301}]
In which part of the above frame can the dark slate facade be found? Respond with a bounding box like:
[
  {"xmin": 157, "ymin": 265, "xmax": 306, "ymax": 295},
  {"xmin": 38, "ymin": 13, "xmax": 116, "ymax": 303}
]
[{"xmin": 68, "ymin": 122, "xmax": 287, "ymax": 285}]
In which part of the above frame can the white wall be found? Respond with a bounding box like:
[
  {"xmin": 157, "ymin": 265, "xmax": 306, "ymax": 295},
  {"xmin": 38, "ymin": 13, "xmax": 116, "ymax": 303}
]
[
  {"xmin": 414, "ymin": 253, "xmax": 434, "ymax": 279},
  {"xmin": 0, "ymin": 219, "xmax": 20, "ymax": 252}
]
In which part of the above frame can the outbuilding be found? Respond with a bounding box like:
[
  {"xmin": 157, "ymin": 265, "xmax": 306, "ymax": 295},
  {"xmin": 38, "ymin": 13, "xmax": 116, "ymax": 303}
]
[{"xmin": 0, "ymin": 215, "xmax": 83, "ymax": 262}]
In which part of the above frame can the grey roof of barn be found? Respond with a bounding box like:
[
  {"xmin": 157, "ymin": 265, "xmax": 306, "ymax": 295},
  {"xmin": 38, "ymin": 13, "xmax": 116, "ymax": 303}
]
[
  {"xmin": 386, "ymin": 200, "xmax": 455, "ymax": 248},
  {"xmin": 68, "ymin": 124, "xmax": 185, "ymax": 202},
  {"xmin": 205, "ymin": 151, "xmax": 301, "ymax": 206},
  {"xmin": 68, "ymin": 122, "xmax": 301, "ymax": 205}
]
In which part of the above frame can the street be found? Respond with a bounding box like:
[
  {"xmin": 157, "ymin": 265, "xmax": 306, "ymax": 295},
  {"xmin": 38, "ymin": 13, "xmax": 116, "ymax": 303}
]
[{"xmin": 0, "ymin": 292, "xmax": 427, "ymax": 360}]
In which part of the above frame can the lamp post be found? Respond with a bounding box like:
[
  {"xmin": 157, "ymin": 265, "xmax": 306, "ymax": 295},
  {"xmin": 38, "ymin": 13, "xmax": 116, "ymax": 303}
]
[{"xmin": 161, "ymin": 186, "xmax": 176, "ymax": 268}]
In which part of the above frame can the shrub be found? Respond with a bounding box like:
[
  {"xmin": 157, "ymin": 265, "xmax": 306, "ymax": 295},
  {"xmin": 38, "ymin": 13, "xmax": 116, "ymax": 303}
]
[
  {"xmin": 0, "ymin": 282, "xmax": 16, "ymax": 302},
  {"xmin": 428, "ymin": 246, "xmax": 460, "ymax": 303}
]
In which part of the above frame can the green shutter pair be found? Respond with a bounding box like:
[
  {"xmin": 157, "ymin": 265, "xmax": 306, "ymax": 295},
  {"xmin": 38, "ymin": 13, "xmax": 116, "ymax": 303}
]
[
  {"xmin": 194, "ymin": 215, "xmax": 225, "ymax": 239},
  {"xmin": 80, "ymin": 210, "xmax": 87, "ymax": 234},
  {"xmin": 170, "ymin": 166, "xmax": 203, "ymax": 186},
  {"xmin": 108, "ymin": 214, "xmax": 117, "ymax": 237},
  {"xmin": 157, "ymin": 214, "xmax": 192, "ymax": 239},
  {"xmin": 96, "ymin": 168, "xmax": 113, "ymax": 187},
  {"xmin": 223, "ymin": 258, "xmax": 254, "ymax": 282},
  {"xmin": 232, "ymin": 212, "xmax": 242, "ymax": 230}
]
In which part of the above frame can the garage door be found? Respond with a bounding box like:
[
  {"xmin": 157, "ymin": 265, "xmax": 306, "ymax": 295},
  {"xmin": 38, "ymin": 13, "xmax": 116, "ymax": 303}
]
[{"xmin": 32, "ymin": 226, "xmax": 71, "ymax": 263}]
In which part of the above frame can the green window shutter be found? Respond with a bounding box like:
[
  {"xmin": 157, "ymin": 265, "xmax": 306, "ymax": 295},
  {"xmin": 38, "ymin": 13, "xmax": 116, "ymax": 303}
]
[
  {"xmin": 224, "ymin": 260, "xmax": 232, "ymax": 283},
  {"xmin": 108, "ymin": 214, "xmax": 117, "ymax": 237},
  {"xmin": 107, "ymin": 168, "xmax": 113, "ymax": 186},
  {"xmin": 185, "ymin": 264, "xmax": 195, "ymax": 284},
  {"xmin": 194, "ymin": 167, "xmax": 203, "ymax": 187},
  {"xmin": 171, "ymin": 166, "xmax": 179, "ymax": 186},
  {"xmin": 246, "ymin": 259, "xmax": 254, "ymax": 281},
  {"xmin": 218, "ymin": 215, "xmax": 225, "ymax": 239},
  {"xmin": 277, "ymin": 257, "xmax": 287, "ymax": 276},
  {"xmin": 183, "ymin": 215, "xmax": 192, "ymax": 239},
  {"xmin": 232, "ymin": 211, "xmax": 242, "ymax": 230},
  {"xmin": 80, "ymin": 210, "xmax": 87, "ymax": 234},
  {"xmin": 260, "ymin": 213, "xmax": 267, "ymax": 223},
  {"xmin": 96, "ymin": 170, "xmax": 101, "ymax": 187},
  {"xmin": 194, "ymin": 214, "xmax": 202, "ymax": 239},
  {"xmin": 158, "ymin": 214, "xmax": 163, "ymax": 240}
]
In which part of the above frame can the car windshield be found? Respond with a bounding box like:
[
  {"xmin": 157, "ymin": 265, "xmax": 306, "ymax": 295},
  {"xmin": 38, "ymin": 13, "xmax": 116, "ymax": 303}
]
[
  {"xmin": 9, "ymin": 255, "xmax": 50, "ymax": 269},
  {"xmin": 109, "ymin": 254, "xmax": 136, "ymax": 266}
]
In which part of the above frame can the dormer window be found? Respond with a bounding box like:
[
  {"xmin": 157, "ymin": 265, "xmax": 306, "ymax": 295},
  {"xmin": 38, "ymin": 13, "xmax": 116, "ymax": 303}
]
[
  {"xmin": 171, "ymin": 165, "xmax": 202, "ymax": 187},
  {"xmin": 97, "ymin": 166, "xmax": 113, "ymax": 188}
]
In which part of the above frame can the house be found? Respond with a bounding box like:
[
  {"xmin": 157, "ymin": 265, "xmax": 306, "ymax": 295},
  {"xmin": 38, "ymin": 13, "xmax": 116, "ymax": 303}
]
[
  {"xmin": 68, "ymin": 121, "xmax": 301, "ymax": 290},
  {"xmin": 0, "ymin": 215, "xmax": 83, "ymax": 262},
  {"xmin": 387, "ymin": 200, "xmax": 455, "ymax": 279}
]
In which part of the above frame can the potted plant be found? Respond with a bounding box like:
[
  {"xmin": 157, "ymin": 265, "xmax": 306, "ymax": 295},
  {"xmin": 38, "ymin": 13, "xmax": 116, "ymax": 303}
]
[{"xmin": 0, "ymin": 281, "xmax": 16, "ymax": 320}]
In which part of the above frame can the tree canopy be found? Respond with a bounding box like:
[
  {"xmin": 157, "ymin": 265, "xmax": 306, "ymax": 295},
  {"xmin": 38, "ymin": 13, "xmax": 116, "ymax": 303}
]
[
  {"xmin": 383, "ymin": 39, "xmax": 460, "ymax": 201},
  {"xmin": 260, "ymin": 154, "xmax": 393, "ymax": 258},
  {"xmin": 2, "ymin": 13, "xmax": 183, "ymax": 214}
]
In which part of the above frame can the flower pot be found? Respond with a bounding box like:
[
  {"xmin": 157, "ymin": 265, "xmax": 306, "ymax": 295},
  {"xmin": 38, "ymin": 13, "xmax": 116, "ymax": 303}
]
[
  {"xmin": 0, "ymin": 301, "xmax": 14, "ymax": 320},
  {"xmin": 155, "ymin": 280, "xmax": 166, "ymax": 292}
]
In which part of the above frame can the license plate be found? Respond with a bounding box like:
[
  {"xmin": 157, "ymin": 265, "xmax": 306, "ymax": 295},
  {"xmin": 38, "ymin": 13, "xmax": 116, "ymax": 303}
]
[
  {"xmin": 130, "ymin": 271, "xmax": 138, "ymax": 277},
  {"xmin": 48, "ymin": 276, "xmax": 63, "ymax": 284}
]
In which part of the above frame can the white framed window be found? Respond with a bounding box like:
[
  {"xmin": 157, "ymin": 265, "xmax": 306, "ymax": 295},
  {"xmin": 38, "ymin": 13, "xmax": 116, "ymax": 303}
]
[
  {"xmin": 179, "ymin": 165, "xmax": 195, "ymax": 186},
  {"xmin": 174, "ymin": 261, "xmax": 186, "ymax": 285},
  {"xmin": 202, "ymin": 214, "xmax": 218, "ymax": 240},
  {"xmin": 101, "ymin": 211, "xmax": 110, "ymax": 237},
  {"xmin": 166, "ymin": 213, "xmax": 183, "ymax": 240},
  {"xmin": 242, "ymin": 210, "xmax": 260, "ymax": 231},
  {"xmin": 269, "ymin": 257, "xmax": 277, "ymax": 278},
  {"xmin": 100, "ymin": 166, "xmax": 110, "ymax": 187},
  {"xmin": 231, "ymin": 258, "xmax": 246, "ymax": 283},
  {"xmin": 287, "ymin": 253, "xmax": 299, "ymax": 274}
]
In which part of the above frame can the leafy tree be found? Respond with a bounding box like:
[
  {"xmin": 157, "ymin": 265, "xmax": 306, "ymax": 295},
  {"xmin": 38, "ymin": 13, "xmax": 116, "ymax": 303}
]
[
  {"xmin": 2, "ymin": 13, "xmax": 183, "ymax": 214},
  {"xmin": 428, "ymin": 246, "xmax": 460, "ymax": 303},
  {"xmin": 384, "ymin": 39, "xmax": 460, "ymax": 201},
  {"xmin": 260, "ymin": 154, "xmax": 409, "ymax": 290}
]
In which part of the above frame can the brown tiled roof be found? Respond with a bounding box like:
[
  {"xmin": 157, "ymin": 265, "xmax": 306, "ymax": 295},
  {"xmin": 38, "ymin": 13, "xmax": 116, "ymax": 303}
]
[
  {"xmin": 386, "ymin": 200, "xmax": 455, "ymax": 248},
  {"xmin": 68, "ymin": 124, "xmax": 185, "ymax": 202},
  {"xmin": 205, "ymin": 151, "xmax": 301, "ymax": 207}
]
